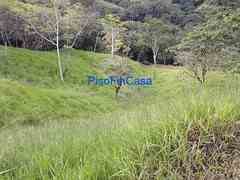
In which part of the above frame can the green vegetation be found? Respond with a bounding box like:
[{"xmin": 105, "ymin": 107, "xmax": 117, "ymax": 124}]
[
  {"xmin": 1, "ymin": 0, "xmax": 240, "ymax": 179},
  {"xmin": 1, "ymin": 47, "xmax": 240, "ymax": 179},
  {"xmin": 0, "ymin": 46, "xmax": 150, "ymax": 127}
]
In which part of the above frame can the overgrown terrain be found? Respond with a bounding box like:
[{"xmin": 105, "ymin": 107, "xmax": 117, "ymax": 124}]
[
  {"xmin": 0, "ymin": 0, "xmax": 240, "ymax": 179},
  {"xmin": 0, "ymin": 46, "xmax": 240, "ymax": 179}
]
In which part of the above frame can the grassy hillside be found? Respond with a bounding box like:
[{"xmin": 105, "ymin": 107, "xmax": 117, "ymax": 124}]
[
  {"xmin": 0, "ymin": 46, "xmax": 151, "ymax": 127},
  {"xmin": 1, "ymin": 47, "xmax": 240, "ymax": 179}
]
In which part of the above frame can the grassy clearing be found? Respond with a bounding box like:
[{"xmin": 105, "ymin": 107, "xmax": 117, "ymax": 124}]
[
  {"xmin": 1, "ymin": 76, "xmax": 240, "ymax": 179},
  {"xmin": 0, "ymin": 47, "xmax": 240, "ymax": 179},
  {"xmin": 0, "ymin": 46, "xmax": 151, "ymax": 127}
]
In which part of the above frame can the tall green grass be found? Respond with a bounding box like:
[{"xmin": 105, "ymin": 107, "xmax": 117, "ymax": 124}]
[
  {"xmin": 0, "ymin": 68, "xmax": 239, "ymax": 179},
  {"xmin": 0, "ymin": 46, "xmax": 152, "ymax": 127}
]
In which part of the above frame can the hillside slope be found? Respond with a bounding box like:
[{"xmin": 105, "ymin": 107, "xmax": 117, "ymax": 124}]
[
  {"xmin": 0, "ymin": 46, "xmax": 151, "ymax": 127},
  {"xmin": 1, "ymin": 48, "xmax": 240, "ymax": 179}
]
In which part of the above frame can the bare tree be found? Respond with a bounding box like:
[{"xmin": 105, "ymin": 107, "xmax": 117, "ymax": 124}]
[
  {"xmin": 19, "ymin": 0, "xmax": 95, "ymax": 81},
  {"xmin": 20, "ymin": 0, "xmax": 68, "ymax": 81},
  {"xmin": 103, "ymin": 14, "xmax": 125, "ymax": 59},
  {"xmin": 63, "ymin": 3, "xmax": 96, "ymax": 49},
  {"xmin": 177, "ymin": 46, "xmax": 221, "ymax": 84}
]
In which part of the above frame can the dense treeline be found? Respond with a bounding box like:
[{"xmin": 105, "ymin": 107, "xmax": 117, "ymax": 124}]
[{"xmin": 0, "ymin": 0, "xmax": 239, "ymax": 65}]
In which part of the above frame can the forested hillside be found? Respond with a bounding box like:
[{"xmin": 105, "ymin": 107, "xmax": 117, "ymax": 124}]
[{"xmin": 1, "ymin": 0, "xmax": 239, "ymax": 65}]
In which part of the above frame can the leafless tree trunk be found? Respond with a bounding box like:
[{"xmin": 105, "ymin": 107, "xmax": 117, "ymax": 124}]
[
  {"xmin": 70, "ymin": 18, "xmax": 90, "ymax": 49},
  {"xmin": 152, "ymin": 40, "xmax": 159, "ymax": 65},
  {"xmin": 94, "ymin": 31, "xmax": 100, "ymax": 53},
  {"xmin": 21, "ymin": 0, "xmax": 64, "ymax": 81},
  {"xmin": 111, "ymin": 27, "xmax": 115, "ymax": 59},
  {"xmin": 54, "ymin": 2, "xmax": 64, "ymax": 81}
]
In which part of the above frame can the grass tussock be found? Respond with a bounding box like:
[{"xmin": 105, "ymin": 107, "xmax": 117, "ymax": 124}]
[{"xmin": 176, "ymin": 121, "xmax": 240, "ymax": 180}]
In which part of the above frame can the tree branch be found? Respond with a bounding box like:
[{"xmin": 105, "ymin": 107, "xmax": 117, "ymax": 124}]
[{"xmin": 70, "ymin": 18, "xmax": 90, "ymax": 48}]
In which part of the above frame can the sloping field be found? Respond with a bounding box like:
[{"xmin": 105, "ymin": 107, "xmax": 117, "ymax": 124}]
[{"xmin": 0, "ymin": 47, "xmax": 240, "ymax": 179}]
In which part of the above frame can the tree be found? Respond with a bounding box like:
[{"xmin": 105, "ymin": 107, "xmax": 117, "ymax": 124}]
[
  {"xmin": 0, "ymin": 4, "xmax": 28, "ymax": 49},
  {"xmin": 63, "ymin": 2, "xmax": 96, "ymax": 48},
  {"xmin": 17, "ymin": 0, "xmax": 95, "ymax": 81},
  {"xmin": 102, "ymin": 14, "xmax": 126, "ymax": 59},
  {"xmin": 102, "ymin": 15, "xmax": 130, "ymax": 97},
  {"xmin": 175, "ymin": 26, "xmax": 224, "ymax": 84},
  {"xmin": 175, "ymin": 8, "xmax": 240, "ymax": 83},
  {"xmin": 16, "ymin": 0, "xmax": 69, "ymax": 81},
  {"xmin": 140, "ymin": 18, "xmax": 176, "ymax": 65},
  {"xmin": 177, "ymin": 46, "xmax": 221, "ymax": 84}
]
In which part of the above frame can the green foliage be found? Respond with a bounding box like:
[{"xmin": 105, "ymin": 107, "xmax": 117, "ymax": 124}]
[
  {"xmin": 102, "ymin": 14, "xmax": 127, "ymax": 55},
  {"xmin": 143, "ymin": 18, "xmax": 176, "ymax": 49},
  {"xmin": 176, "ymin": 8, "xmax": 240, "ymax": 77},
  {"xmin": 183, "ymin": 8, "xmax": 240, "ymax": 48},
  {"xmin": 104, "ymin": 14, "xmax": 122, "ymax": 28}
]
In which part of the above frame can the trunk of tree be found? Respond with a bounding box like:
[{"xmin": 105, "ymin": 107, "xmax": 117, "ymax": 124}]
[
  {"xmin": 4, "ymin": 42, "xmax": 7, "ymax": 57},
  {"xmin": 56, "ymin": 42, "xmax": 64, "ymax": 82},
  {"xmin": 71, "ymin": 18, "xmax": 90, "ymax": 48},
  {"xmin": 71, "ymin": 32, "xmax": 80, "ymax": 48},
  {"xmin": 54, "ymin": 4, "xmax": 64, "ymax": 82},
  {"xmin": 152, "ymin": 39, "xmax": 159, "ymax": 65},
  {"xmin": 162, "ymin": 52, "xmax": 166, "ymax": 65},
  {"xmin": 4, "ymin": 33, "xmax": 11, "ymax": 46},
  {"xmin": 153, "ymin": 53, "xmax": 157, "ymax": 65},
  {"xmin": 94, "ymin": 32, "xmax": 100, "ymax": 52},
  {"xmin": 152, "ymin": 48, "xmax": 159, "ymax": 65},
  {"xmin": 201, "ymin": 64, "xmax": 207, "ymax": 84},
  {"xmin": 111, "ymin": 27, "xmax": 114, "ymax": 59}
]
